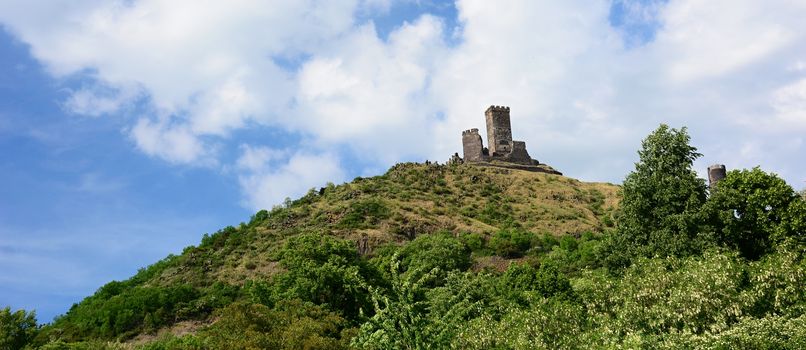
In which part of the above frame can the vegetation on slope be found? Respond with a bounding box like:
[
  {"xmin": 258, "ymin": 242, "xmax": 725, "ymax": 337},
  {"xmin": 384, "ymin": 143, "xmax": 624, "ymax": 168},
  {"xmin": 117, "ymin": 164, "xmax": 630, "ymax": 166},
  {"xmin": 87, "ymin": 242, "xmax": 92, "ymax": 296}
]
[{"xmin": 3, "ymin": 124, "xmax": 805, "ymax": 349}]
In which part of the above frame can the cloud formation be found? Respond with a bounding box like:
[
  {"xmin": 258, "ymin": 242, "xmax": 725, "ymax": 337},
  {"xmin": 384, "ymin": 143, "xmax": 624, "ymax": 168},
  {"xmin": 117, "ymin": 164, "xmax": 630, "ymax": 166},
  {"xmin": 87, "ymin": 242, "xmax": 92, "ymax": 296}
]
[
  {"xmin": 2, "ymin": 0, "xmax": 805, "ymax": 209},
  {"xmin": 237, "ymin": 148, "xmax": 346, "ymax": 210}
]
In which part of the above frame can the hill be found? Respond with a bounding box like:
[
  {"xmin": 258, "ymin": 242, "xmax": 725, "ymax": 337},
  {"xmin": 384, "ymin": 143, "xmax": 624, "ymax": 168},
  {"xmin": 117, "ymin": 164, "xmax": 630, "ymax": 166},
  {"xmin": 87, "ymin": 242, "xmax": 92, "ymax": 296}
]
[
  {"xmin": 7, "ymin": 124, "xmax": 806, "ymax": 349},
  {"xmin": 32, "ymin": 162, "xmax": 620, "ymax": 345},
  {"xmin": 135, "ymin": 162, "xmax": 617, "ymax": 287}
]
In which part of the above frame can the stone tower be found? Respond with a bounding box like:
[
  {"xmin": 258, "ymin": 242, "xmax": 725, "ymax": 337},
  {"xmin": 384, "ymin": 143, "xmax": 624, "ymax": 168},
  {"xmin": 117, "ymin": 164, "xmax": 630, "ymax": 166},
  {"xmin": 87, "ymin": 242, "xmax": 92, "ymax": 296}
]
[
  {"xmin": 485, "ymin": 106, "xmax": 513, "ymax": 156},
  {"xmin": 708, "ymin": 164, "xmax": 727, "ymax": 187},
  {"xmin": 462, "ymin": 128, "xmax": 485, "ymax": 162}
]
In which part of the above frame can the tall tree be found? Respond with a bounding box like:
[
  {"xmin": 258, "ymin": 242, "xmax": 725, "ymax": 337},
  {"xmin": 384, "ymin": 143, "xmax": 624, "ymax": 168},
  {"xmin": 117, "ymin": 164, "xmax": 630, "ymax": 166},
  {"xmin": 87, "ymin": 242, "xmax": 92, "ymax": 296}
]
[{"xmin": 605, "ymin": 125, "xmax": 708, "ymax": 268}]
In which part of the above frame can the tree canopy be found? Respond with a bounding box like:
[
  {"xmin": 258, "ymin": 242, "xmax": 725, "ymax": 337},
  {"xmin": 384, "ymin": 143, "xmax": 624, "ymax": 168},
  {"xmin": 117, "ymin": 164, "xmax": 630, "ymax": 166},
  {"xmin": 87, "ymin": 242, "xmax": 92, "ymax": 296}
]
[{"xmin": 605, "ymin": 124, "xmax": 708, "ymax": 268}]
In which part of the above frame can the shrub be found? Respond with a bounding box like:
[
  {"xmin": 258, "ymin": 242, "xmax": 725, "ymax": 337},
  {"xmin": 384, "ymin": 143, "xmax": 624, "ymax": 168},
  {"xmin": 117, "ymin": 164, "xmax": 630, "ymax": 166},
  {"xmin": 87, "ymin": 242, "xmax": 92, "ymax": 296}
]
[
  {"xmin": 250, "ymin": 233, "xmax": 375, "ymax": 321},
  {"xmin": 489, "ymin": 229, "xmax": 536, "ymax": 258},
  {"xmin": 459, "ymin": 232, "xmax": 487, "ymax": 254},
  {"xmin": 337, "ymin": 199, "xmax": 391, "ymax": 229}
]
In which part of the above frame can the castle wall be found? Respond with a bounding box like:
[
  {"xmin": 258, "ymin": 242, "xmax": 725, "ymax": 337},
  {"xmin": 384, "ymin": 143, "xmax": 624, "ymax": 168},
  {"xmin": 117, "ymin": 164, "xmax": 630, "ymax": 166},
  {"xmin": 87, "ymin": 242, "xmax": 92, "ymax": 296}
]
[
  {"xmin": 462, "ymin": 128, "xmax": 485, "ymax": 162},
  {"xmin": 505, "ymin": 141, "xmax": 534, "ymax": 165},
  {"xmin": 708, "ymin": 164, "xmax": 727, "ymax": 187},
  {"xmin": 485, "ymin": 106, "xmax": 512, "ymax": 155},
  {"xmin": 462, "ymin": 105, "xmax": 543, "ymax": 167}
]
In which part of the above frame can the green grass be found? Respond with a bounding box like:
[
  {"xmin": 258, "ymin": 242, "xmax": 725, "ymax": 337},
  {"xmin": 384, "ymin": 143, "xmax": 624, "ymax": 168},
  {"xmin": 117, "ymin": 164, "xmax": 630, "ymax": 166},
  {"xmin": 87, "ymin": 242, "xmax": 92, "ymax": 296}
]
[{"xmin": 40, "ymin": 161, "xmax": 621, "ymax": 343}]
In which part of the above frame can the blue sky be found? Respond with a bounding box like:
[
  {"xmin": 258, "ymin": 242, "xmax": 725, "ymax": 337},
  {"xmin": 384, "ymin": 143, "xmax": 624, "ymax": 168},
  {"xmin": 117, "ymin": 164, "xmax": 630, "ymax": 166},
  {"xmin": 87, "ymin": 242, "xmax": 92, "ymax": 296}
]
[{"xmin": 1, "ymin": 0, "xmax": 805, "ymax": 322}]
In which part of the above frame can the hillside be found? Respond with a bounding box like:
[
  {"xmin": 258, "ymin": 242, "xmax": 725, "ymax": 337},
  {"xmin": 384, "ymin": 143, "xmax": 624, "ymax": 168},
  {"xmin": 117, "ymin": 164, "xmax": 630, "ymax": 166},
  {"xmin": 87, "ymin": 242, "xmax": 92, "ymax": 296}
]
[
  {"xmin": 132, "ymin": 162, "xmax": 616, "ymax": 287},
  {"xmin": 35, "ymin": 162, "xmax": 620, "ymax": 344},
  {"xmin": 10, "ymin": 125, "xmax": 806, "ymax": 350}
]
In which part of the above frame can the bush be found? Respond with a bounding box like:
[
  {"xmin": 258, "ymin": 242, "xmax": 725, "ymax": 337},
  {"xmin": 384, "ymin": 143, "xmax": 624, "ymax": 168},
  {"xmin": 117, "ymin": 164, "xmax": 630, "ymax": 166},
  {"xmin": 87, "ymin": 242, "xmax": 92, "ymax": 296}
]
[
  {"xmin": 42, "ymin": 282, "xmax": 226, "ymax": 341},
  {"xmin": 459, "ymin": 232, "xmax": 488, "ymax": 254},
  {"xmin": 489, "ymin": 229, "xmax": 536, "ymax": 258},
  {"xmin": 337, "ymin": 199, "xmax": 391, "ymax": 229},
  {"xmin": 398, "ymin": 233, "xmax": 472, "ymax": 280},
  {"xmin": 250, "ymin": 233, "xmax": 375, "ymax": 321},
  {"xmin": 199, "ymin": 301, "xmax": 351, "ymax": 350},
  {"xmin": 477, "ymin": 202, "xmax": 517, "ymax": 227},
  {"xmin": 499, "ymin": 263, "xmax": 575, "ymax": 305},
  {"xmin": 1, "ymin": 306, "xmax": 37, "ymax": 350}
]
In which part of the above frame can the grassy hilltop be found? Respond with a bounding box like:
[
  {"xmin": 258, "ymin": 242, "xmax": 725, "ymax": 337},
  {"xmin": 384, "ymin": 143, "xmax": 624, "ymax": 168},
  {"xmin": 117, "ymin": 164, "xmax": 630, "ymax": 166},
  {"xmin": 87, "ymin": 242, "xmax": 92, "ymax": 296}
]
[
  {"xmin": 25, "ymin": 162, "xmax": 620, "ymax": 348},
  {"xmin": 136, "ymin": 162, "xmax": 619, "ymax": 288},
  {"xmin": 4, "ymin": 125, "xmax": 806, "ymax": 350}
]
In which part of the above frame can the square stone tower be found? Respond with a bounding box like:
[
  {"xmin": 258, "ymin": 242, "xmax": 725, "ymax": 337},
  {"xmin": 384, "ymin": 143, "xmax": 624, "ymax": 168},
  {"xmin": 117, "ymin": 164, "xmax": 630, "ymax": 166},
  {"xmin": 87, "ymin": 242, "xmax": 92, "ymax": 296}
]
[
  {"xmin": 462, "ymin": 128, "xmax": 485, "ymax": 161},
  {"xmin": 485, "ymin": 106, "xmax": 512, "ymax": 155}
]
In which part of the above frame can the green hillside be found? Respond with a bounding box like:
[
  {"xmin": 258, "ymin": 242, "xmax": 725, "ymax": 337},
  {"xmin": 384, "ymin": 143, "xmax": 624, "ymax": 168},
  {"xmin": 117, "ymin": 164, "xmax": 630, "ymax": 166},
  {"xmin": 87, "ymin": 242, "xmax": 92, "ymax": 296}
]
[
  {"xmin": 4, "ymin": 125, "xmax": 805, "ymax": 350},
  {"xmin": 110, "ymin": 161, "xmax": 619, "ymax": 289}
]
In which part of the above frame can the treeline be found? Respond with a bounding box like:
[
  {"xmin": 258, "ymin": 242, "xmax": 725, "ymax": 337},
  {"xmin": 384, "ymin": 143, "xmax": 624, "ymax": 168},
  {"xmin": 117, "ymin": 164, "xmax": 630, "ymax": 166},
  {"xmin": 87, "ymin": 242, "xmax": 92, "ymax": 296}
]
[{"xmin": 2, "ymin": 124, "xmax": 805, "ymax": 349}]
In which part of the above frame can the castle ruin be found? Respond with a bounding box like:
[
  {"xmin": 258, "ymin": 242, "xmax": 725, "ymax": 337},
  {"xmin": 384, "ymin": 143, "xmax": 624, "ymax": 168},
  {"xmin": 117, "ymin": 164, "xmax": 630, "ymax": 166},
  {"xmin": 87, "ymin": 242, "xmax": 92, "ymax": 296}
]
[
  {"xmin": 708, "ymin": 164, "xmax": 727, "ymax": 187},
  {"xmin": 461, "ymin": 106, "xmax": 539, "ymax": 166}
]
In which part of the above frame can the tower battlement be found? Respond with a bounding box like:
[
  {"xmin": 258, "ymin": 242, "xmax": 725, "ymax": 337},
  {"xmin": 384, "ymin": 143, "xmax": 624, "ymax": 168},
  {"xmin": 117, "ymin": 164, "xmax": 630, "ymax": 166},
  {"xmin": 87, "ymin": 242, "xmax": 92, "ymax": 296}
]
[
  {"xmin": 485, "ymin": 105, "xmax": 510, "ymax": 113},
  {"xmin": 462, "ymin": 128, "xmax": 480, "ymax": 136}
]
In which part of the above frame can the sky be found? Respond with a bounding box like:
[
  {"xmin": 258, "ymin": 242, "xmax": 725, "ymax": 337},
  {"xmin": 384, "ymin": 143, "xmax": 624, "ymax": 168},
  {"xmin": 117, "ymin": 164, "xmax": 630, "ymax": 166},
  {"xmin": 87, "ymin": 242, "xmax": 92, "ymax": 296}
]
[{"xmin": 1, "ymin": 0, "xmax": 805, "ymax": 322}]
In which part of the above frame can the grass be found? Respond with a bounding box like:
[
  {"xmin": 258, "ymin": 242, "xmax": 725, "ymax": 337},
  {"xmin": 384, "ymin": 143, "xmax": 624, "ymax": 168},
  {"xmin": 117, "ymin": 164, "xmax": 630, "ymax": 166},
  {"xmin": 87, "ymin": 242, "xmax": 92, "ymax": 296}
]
[{"xmin": 127, "ymin": 161, "xmax": 621, "ymax": 301}]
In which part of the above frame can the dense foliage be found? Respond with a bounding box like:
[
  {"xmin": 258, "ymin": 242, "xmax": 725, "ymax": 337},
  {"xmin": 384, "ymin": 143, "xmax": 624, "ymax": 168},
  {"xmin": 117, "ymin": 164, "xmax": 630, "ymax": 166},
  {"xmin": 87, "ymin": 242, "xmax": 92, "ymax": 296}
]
[
  {"xmin": 604, "ymin": 124, "xmax": 708, "ymax": 268},
  {"xmin": 1, "ymin": 307, "xmax": 37, "ymax": 350},
  {"xmin": 4, "ymin": 124, "xmax": 805, "ymax": 349},
  {"xmin": 703, "ymin": 167, "xmax": 806, "ymax": 259}
]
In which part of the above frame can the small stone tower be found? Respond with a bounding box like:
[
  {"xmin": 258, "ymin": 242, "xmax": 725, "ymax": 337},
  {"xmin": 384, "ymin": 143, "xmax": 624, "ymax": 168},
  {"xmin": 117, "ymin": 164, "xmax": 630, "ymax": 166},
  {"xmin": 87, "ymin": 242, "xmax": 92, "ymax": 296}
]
[
  {"xmin": 708, "ymin": 164, "xmax": 727, "ymax": 187},
  {"xmin": 462, "ymin": 128, "xmax": 485, "ymax": 162},
  {"xmin": 485, "ymin": 106, "xmax": 513, "ymax": 156}
]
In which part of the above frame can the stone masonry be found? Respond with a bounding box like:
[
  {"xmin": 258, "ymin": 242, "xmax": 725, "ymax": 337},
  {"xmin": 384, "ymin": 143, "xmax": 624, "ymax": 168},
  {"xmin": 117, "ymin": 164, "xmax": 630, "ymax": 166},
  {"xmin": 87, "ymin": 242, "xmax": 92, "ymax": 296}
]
[
  {"xmin": 461, "ymin": 105, "xmax": 537, "ymax": 166},
  {"xmin": 461, "ymin": 128, "xmax": 485, "ymax": 162},
  {"xmin": 708, "ymin": 164, "xmax": 727, "ymax": 187},
  {"xmin": 486, "ymin": 106, "xmax": 513, "ymax": 155}
]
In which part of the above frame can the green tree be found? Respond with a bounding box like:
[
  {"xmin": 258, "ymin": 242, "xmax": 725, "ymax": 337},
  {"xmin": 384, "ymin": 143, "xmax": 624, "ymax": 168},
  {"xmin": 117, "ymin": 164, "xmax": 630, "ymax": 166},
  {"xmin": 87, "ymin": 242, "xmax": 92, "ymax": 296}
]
[
  {"xmin": 396, "ymin": 232, "xmax": 472, "ymax": 282},
  {"xmin": 489, "ymin": 229, "xmax": 535, "ymax": 258},
  {"xmin": 499, "ymin": 263, "xmax": 575, "ymax": 305},
  {"xmin": 0, "ymin": 306, "xmax": 37, "ymax": 350},
  {"xmin": 704, "ymin": 167, "xmax": 806, "ymax": 259},
  {"xmin": 352, "ymin": 257, "xmax": 439, "ymax": 349},
  {"xmin": 200, "ymin": 301, "xmax": 351, "ymax": 350},
  {"xmin": 605, "ymin": 124, "xmax": 708, "ymax": 268},
  {"xmin": 352, "ymin": 259, "xmax": 490, "ymax": 349},
  {"xmin": 453, "ymin": 298, "xmax": 586, "ymax": 350},
  {"xmin": 250, "ymin": 233, "xmax": 375, "ymax": 321}
]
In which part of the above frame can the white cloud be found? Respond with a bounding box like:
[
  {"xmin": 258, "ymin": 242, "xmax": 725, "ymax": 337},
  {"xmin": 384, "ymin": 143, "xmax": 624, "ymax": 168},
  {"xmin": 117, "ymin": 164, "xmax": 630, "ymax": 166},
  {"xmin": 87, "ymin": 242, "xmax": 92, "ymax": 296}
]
[
  {"xmin": 295, "ymin": 15, "xmax": 446, "ymax": 161},
  {"xmin": 65, "ymin": 89, "xmax": 120, "ymax": 117},
  {"xmin": 0, "ymin": 0, "xmax": 373, "ymax": 162},
  {"xmin": 654, "ymin": 0, "xmax": 803, "ymax": 83},
  {"xmin": 429, "ymin": 0, "xmax": 638, "ymax": 179},
  {"xmin": 2, "ymin": 0, "xmax": 806, "ymax": 191},
  {"xmin": 236, "ymin": 145, "xmax": 287, "ymax": 172},
  {"xmin": 770, "ymin": 78, "xmax": 806, "ymax": 131},
  {"xmin": 130, "ymin": 118, "xmax": 209, "ymax": 164},
  {"xmin": 237, "ymin": 150, "xmax": 345, "ymax": 210}
]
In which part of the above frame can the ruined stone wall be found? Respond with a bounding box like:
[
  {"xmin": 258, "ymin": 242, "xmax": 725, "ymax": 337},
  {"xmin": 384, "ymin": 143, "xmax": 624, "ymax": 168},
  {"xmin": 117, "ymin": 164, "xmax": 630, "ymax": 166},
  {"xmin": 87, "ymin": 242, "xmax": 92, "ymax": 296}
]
[
  {"xmin": 462, "ymin": 128, "xmax": 485, "ymax": 162},
  {"xmin": 461, "ymin": 105, "xmax": 546, "ymax": 169},
  {"xmin": 708, "ymin": 164, "xmax": 727, "ymax": 187},
  {"xmin": 485, "ymin": 105, "xmax": 512, "ymax": 155},
  {"xmin": 504, "ymin": 141, "xmax": 534, "ymax": 165}
]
